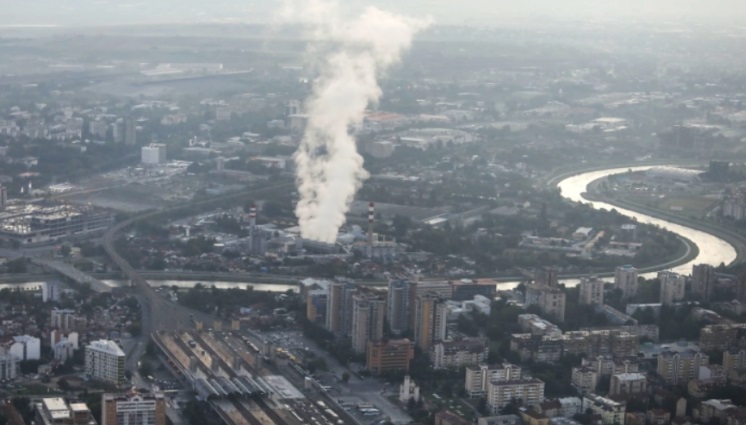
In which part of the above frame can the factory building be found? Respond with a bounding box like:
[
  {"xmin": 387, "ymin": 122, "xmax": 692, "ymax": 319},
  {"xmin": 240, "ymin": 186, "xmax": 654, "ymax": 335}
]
[{"xmin": 0, "ymin": 204, "xmax": 114, "ymax": 245}]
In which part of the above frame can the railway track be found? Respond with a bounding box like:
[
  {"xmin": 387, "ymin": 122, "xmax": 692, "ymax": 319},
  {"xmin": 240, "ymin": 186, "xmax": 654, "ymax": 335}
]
[
  {"xmin": 231, "ymin": 399, "xmax": 276, "ymax": 425},
  {"xmin": 190, "ymin": 331, "xmax": 293, "ymax": 425}
]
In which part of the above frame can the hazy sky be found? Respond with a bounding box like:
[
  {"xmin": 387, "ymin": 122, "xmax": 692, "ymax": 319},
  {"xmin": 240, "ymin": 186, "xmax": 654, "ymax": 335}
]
[{"xmin": 3, "ymin": 0, "xmax": 745, "ymax": 27}]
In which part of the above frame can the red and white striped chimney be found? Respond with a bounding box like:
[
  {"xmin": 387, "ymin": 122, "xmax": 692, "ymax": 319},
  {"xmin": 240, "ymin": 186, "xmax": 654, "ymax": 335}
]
[
  {"xmin": 368, "ymin": 201, "xmax": 375, "ymax": 245},
  {"xmin": 249, "ymin": 206, "xmax": 257, "ymax": 232}
]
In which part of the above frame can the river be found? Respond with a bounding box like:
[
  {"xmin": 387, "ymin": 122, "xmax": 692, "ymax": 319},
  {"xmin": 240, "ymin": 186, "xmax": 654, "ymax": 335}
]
[
  {"xmin": 557, "ymin": 166, "xmax": 737, "ymax": 279},
  {"xmin": 2, "ymin": 166, "xmax": 735, "ymax": 293}
]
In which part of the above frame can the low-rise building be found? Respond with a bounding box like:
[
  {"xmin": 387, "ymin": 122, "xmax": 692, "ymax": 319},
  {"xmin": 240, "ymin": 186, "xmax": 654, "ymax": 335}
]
[
  {"xmin": 582, "ymin": 394, "xmax": 626, "ymax": 425},
  {"xmin": 646, "ymin": 409, "xmax": 671, "ymax": 425},
  {"xmin": 465, "ymin": 363, "xmax": 523, "ymax": 397},
  {"xmin": 366, "ymin": 339, "xmax": 413, "ymax": 375},
  {"xmin": 510, "ymin": 333, "xmax": 563, "ymax": 364},
  {"xmin": 520, "ymin": 409, "xmax": 550, "ymax": 425},
  {"xmin": 518, "ymin": 314, "xmax": 562, "ymax": 337},
  {"xmin": 557, "ymin": 397, "xmax": 583, "ymax": 418},
  {"xmin": 571, "ymin": 367, "xmax": 598, "ymax": 394},
  {"xmin": 657, "ymin": 350, "xmax": 709, "ymax": 385},
  {"xmin": 610, "ymin": 372, "xmax": 647, "ymax": 397},
  {"xmin": 487, "ymin": 378, "xmax": 545, "ymax": 414},
  {"xmin": 477, "ymin": 415, "xmax": 521, "ymax": 425},
  {"xmin": 695, "ymin": 399, "xmax": 737, "ymax": 424},
  {"xmin": 581, "ymin": 356, "xmax": 640, "ymax": 377},
  {"xmin": 723, "ymin": 348, "xmax": 746, "ymax": 371},
  {"xmin": 431, "ymin": 338, "xmax": 488, "ymax": 369},
  {"xmin": 700, "ymin": 324, "xmax": 746, "ymax": 351},
  {"xmin": 35, "ymin": 398, "xmax": 97, "ymax": 425},
  {"xmin": 102, "ymin": 391, "xmax": 166, "ymax": 425},
  {"xmin": 525, "ymin": 284, "xmax": 566, "ymax": 322}
]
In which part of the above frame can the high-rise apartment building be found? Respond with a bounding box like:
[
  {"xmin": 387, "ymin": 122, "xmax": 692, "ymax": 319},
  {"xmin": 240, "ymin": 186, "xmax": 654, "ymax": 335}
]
[
  {"xmin": 691, "ymin": 264, "xmax": 715, "ymax": 301},
  {"xmin": 0, "ymin": 185, "xmax": 7, "ymax": 211},
  {"xmin": 325, "ymin": 280, "xmax": 357, "ymax": 337},
  {"xmin": 659, "ymin": 271, "xmax": 686, "ymax": 304},
  {"xmin": 408, "ymin": 281, "xmax": 453, "ymax": 331},
  {"xmin": 351, "ymin": 294, "xmax": 386, "ymax": 354},
  {"xmin": 414, "ymin": 292, "xmax": 448, "ymax": 351},
  {"xmin": 387, "ymin": 280, "xmax": 410, "ymax": 335},
  {"xmin": 43, "ymin": 281, "xmax": 62, "ymax": 303},
  {"xmin": 305, "ymin": 288, "xmax": 327, "ymax": 324},
  {"xmin": 102, "ymin": 392, "xmax": 166, "ymax": 425},
  {"xmin": 656, "ymin": 350, "xmax": 708, "ymax": 385},
  {"xmin": 534, "ymin": 267, "xmax": 560, "ymax": 287},
  {"xmin": 578, "ymin": 276, "xmax": 605, "ymax": 306},
  {"xmin": 51, "ymin": 308, "xmax": 81, "ymax": 331},
  {"xmin": 737, "ymin": 274, "xmax": 746, "ymax": 303},
  {"xmin": 614, "ymin": 265, "xmax": 638, "ymax": 299},
  {"xmin": 525, "ymin": 284, "xmax": 566, "ymax": 322},
  {"xmin": 85, "ymin": 340, "xmax": 126, "ymax": 387},
  {"xmin": 124, "ymin": 118, "xmax": 137, "ymax": 146}
]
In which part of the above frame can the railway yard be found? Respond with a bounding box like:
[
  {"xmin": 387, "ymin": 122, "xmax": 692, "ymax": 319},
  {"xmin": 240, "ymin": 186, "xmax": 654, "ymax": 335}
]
[{"xmin": 153, "ymin": 326, "xmax": 366, "ymax": 425}]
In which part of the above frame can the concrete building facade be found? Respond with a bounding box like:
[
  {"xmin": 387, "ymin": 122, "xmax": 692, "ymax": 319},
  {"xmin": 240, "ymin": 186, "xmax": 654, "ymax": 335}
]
[
  {"xmin": 350, "ymin": 295, "xmax": 386, "ymax": 354},
  {"xmin": 387, "ymin": 280, "xmax": 410, "ymax": 335},
  {"xmin": 525, "ymin": 284, "xmax": 566, "ymax": 322},
  {"xmin": 414, "ymin": 291, "xmax": 448, "ymax": 352},
  {"xmin": 578, "ymin": 276, "xmax": 605, "ymax": 306},
  {"xmin": 431, "ymin": 338, "xmax": 488, "ymax": 369},
  {"xmin": 85, "ymin": 340, "xmax": 126, "ymax": 387},
  {"xmin": 614, "ymin": 265, "xmax": 638, "ymax": 299},
  {"xmin": 101, "ymin": 392, "xmax": 166, "ymax": 425},
  {"xmin": 656, "ymin": 350, "xmax": 709, "ymax": 385},
  {"xmin": 366, "ymin": 339, "xmax": 414, "ymax": 375},
  {"xmin": 659, "ymin": 271, "xmax": 686, "ymax": 304}
]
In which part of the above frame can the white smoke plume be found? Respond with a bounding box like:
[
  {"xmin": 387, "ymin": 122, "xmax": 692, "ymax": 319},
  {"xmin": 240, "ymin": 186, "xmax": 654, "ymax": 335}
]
[{"xmin": 284, "ymin": 1, "xmax": 430, "ymax": 243}]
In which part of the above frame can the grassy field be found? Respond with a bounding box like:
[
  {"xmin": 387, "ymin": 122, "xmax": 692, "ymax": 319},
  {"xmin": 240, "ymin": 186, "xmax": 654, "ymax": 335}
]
[
  {"xmin": 658, "ymin": 196, "xmax": 719, "ymax": 217},
  {"xmin": 622, "ymin": 193, "xmax": 719, "ymax": 218}
]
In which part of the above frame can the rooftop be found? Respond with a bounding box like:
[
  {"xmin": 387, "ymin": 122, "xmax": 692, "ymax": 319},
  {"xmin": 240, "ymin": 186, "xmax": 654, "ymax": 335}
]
[{"xmin": 88, "ymin": 339, "xmax": 125, "ymax": 356}]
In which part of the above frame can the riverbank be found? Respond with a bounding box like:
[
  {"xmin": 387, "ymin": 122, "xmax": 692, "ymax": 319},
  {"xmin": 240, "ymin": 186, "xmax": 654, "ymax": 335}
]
[
  {"xmin": 0, "ymin": 163, "xmax": 734, "ymax": 288},
  {"xmin": 585, "ymin": 181, "xmax": 746, "ymax": 267}
]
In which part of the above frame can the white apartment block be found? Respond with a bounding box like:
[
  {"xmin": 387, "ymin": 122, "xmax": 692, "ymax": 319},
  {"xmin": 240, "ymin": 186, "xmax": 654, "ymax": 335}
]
[
  {"xmin": 487, "ymin": 378, "xmax": 545, "ymax": 414},
  {"xmin": 465, "ymin": 363, "xmax": 523, "ymax": 397},
  {"xmin": 583, "ymin": 394, "xmax": 626, "ymax": 425},
  {"xmin": 141, "ymin": 144, "xmax": 167, "ymax": 165},
  {"xmin": 86, "ymin": 340, "xmax": 126, "ymax": 386}
]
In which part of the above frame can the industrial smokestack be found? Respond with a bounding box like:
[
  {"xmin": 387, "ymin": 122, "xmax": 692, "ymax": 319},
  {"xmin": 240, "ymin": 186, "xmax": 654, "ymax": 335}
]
[
  {"xmin": 285, "ymin": 1, "xmax": 431, "ymax": 243},
  {"xmin": 249, "ymin": 206, "xmax": 257, "ymax": 233},
  {"xmin": 368, "ymin": 201, "xmax": 375, "ymax": 246}
]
